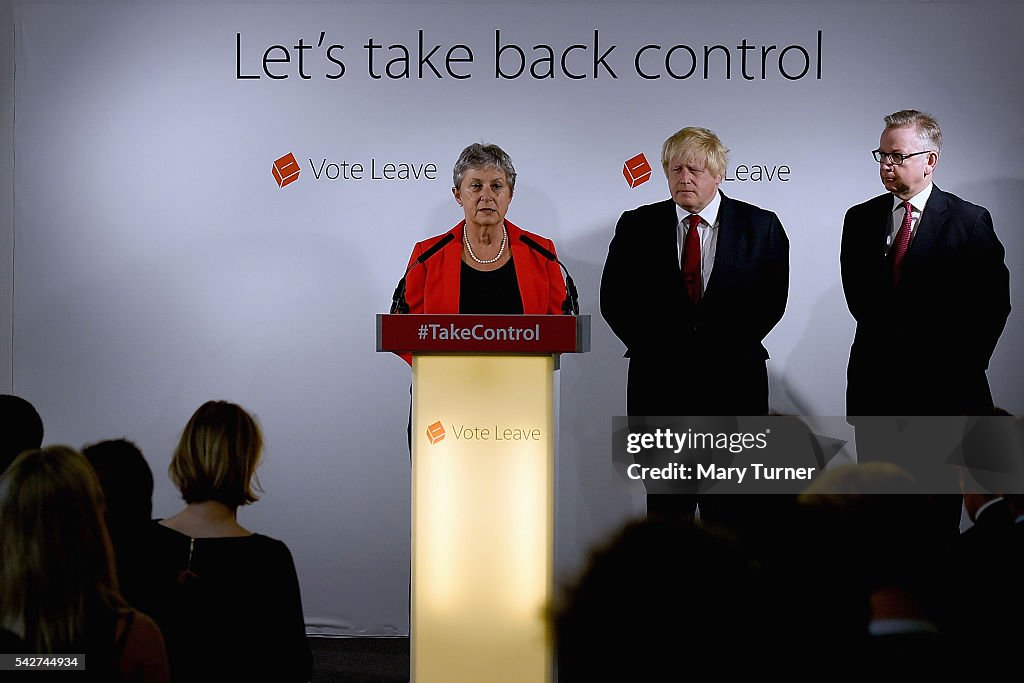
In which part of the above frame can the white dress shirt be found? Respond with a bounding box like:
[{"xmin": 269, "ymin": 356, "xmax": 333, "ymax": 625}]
[
  {"xmin": 675, "ymin": 190, "xmax": 722, "ymax": 292},
  {"xmin": 885, "ymin": 182, "xmax": 933, "ymax": 255}
]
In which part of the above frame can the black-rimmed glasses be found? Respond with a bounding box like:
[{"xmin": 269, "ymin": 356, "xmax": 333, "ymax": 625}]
[{"xmin": 872, "ymin": 149, "xmax": 932, "ymax": 165}]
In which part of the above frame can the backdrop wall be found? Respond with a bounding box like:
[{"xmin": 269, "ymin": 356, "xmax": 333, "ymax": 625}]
[{"xmin": 9, "ymin": 0, "xmax": 1023, "ymax": 635}]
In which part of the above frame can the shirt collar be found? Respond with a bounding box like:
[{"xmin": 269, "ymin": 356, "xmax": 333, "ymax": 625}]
[
  {"xmin": 891, "ymin": 182, "xmax": 933, "ymax": 215},
  {"xmin": 868, "ymin": 618, "xmax": 940, "ymax": 637},
  {"xmin": 974, "ymin": 497, "xmax": 1005, "ymax": 521},
  {"xmin": 676, "ymin": 190, "xmax": 722, "ymax": 229}
]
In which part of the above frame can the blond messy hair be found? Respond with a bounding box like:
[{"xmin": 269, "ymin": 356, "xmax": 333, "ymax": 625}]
[{"xmin": 661, "ymin": 127, "xmax": 729, "ymax": 178}]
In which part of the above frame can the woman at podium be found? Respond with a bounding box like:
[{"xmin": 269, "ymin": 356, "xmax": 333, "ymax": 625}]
[{"xmin": 402, "ymin": 143, "xmax": 567, "ymax": 316}]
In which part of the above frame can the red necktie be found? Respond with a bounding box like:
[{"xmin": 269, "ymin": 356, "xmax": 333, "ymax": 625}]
[
  {"xmin": 682, "ymin": 214, "xmax": 702, "ymax": 304},
  {"xmin": 891, "ymin": 201, "xmax": 913, "ymax": 286}
]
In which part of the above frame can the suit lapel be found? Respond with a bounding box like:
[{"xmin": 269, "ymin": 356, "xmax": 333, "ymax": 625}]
[
  {"xmin": 507, "ymin": 222, "xmax": 539, "ymax": 313},
  {"xmin": 902, "ymin": 186, "xmax": 948, "ymax": 275},
  {"xmin": 658, "ymin": 200, "xmax": 695, "ymax": 309},
  {"xmin": 702, "ymin": 192, "xmax": 733, "ymax": 301},
  {"xmin": 873, "ymin": 195, "xmax": 892, "ymax": 261},
  {"xmin": 432, "ymin": 224, "xmax": 463, "ymax": 312},
  {"xmin": 661, "ymin": 199, "xmax": 682, "ymax": 273}
]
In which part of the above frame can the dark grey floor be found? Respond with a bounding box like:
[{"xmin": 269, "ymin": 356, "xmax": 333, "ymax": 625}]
[{"xmin": 310, "ymin": 636, "xmax": 410, "ymax": 683}]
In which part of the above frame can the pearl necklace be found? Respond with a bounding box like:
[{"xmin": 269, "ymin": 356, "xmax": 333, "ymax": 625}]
[{"xmin": 464, "ymin": 223, "xmax": 508, "ymax": 265}]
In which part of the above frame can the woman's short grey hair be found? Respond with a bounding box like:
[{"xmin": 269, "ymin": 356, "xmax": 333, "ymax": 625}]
[{"xmin": 452, "ymin": 143, "xmax": 517, "ymax": 192}]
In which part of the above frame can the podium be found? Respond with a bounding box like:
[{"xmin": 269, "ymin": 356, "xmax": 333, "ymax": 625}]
[{"xmin": 377, "ymin": 314, "xmax": 590, "ymax": 683}]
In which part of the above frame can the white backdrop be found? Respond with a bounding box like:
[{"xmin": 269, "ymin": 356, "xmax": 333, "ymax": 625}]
[{"xmin": 9, "ymin": 0, "xmax": 1024, "ymax": 634}]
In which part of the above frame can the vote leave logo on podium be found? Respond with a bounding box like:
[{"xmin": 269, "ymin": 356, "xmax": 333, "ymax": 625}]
[
  {"xmin": 426, "ymin": 421, "xmax": 446, "ymax": 445},
  {"xmin": 272, "ymin": 152, "xmax": 301, "ymax": 188},
  {"xmin": 622, "ymin": 152, "xmax": 652, "ymax": 188}
]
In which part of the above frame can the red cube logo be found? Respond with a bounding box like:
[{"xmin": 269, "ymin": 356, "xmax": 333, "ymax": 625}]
[
  {"xmin": 623, "ymin": 153, "xmax": 652, "ymax": 188},
  {"xmin": 273, "ymin": 152, "xmax": 300, "ymax": 188},
  {"xmin": 426, "ymin": 421, "xmax": 446, "ymax": 445}
]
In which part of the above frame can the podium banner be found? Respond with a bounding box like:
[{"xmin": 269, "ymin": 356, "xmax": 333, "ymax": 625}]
[{"xmin": 377, "ymin": 314, "xmax": 589, "ymax": 354}]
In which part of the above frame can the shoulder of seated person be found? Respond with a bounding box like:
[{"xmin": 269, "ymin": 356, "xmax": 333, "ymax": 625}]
[{"xmin": 118, "ymin": 610, "xmax": 169, "ymax": 681}]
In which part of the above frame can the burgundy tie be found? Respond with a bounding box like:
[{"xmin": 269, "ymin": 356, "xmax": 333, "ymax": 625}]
[
  {"xmin": 891, "ymin": 201, "xmax": 913, "ymax": 286},
  {"xmin": 682, "ymin": 214, "xmax": 702, "ymax": 304}
]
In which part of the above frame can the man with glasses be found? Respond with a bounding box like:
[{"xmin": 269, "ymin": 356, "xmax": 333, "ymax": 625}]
[{"xmin": 841, "ymin": 110, "xmax": 1010, "ymax": 416}]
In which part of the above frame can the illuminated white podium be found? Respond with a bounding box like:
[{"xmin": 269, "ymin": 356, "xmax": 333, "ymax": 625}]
[{"xmin": 377, "ymin": 314, "xmax": 590, "ymax": 683}]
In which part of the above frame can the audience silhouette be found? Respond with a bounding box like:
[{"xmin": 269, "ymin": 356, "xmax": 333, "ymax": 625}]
[
  {"xmin": 2, "ymin": 394, "xmax": 1020, "ymax": 677},
  {"xmin": 0, "ymin": 394, "xmax": 44, "ymax": 474},
  {"xmin": 83, "ymin": 438, "xmax": 156, "ymax": 608},
  {"xmin": 0, "ymin": 446, "xmax": 169, "ymax": 681},
  {"xmin": 136, "ymin": 400, "xmax": 312, "ymax": 683}
]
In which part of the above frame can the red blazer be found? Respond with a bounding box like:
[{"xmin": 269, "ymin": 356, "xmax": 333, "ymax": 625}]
[{"xmin": 404, "ymin": 220, "xmax": 567, "ymax": 315}]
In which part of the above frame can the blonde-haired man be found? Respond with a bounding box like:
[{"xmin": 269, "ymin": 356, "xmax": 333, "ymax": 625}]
[
  {"xmin": 602, "ymin": 127, "xmax": 789, "ymax": 517},
  {"xmin": 601, "ymin": 127, "xmax": 789, "ymax": 421}
]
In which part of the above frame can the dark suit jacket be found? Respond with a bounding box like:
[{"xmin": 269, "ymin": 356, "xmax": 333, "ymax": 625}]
[
  {"xmin": 600, "ymin": 193, "xmax": 789, "ymax": 416},
  {"xmin": 946, "ymin": 499, "xmax": 1020, "ymax": 647},
  {"xmin": 958, "ymin": 498, "xmax": 1014, "ymax": 550},
  {"xmin": 841, "ymin": 186, "xmax": 1010, "ymax": 416}
]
